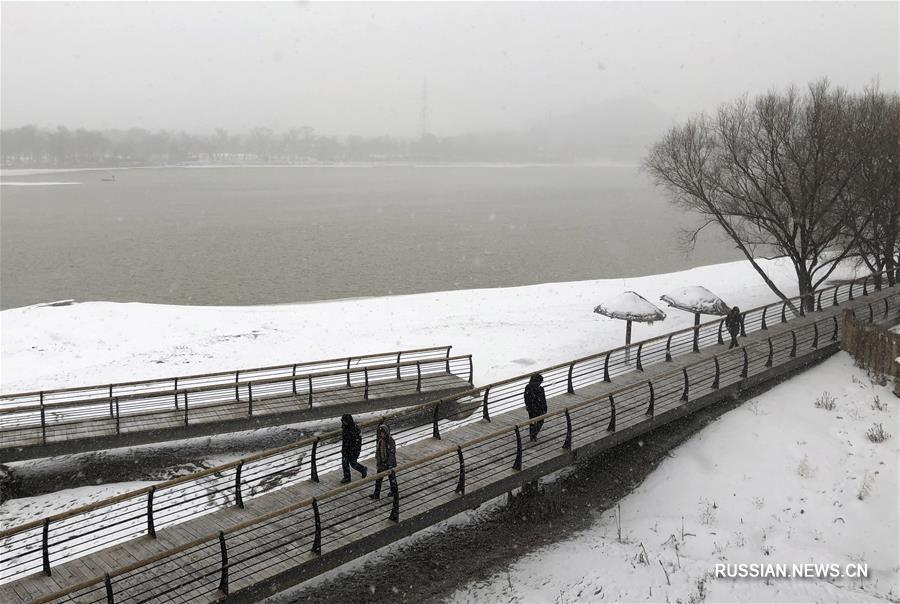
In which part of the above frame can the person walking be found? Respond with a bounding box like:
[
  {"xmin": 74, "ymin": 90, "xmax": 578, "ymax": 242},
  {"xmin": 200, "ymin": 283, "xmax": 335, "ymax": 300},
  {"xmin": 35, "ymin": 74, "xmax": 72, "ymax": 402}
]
[
  {"xmin": 725, "ymin": 306, "xmax": 742, "ymax": 349},
  {"xmin": 523, "ymin": 373, "xmax": 548, "ymax": 441},
  {"xmin": 340, "ymin": 414, "xmax": 368, "ymax": 484},
  {"xmin": 370, "ymin": 423, "xmax": 398, "ymax": 499}
]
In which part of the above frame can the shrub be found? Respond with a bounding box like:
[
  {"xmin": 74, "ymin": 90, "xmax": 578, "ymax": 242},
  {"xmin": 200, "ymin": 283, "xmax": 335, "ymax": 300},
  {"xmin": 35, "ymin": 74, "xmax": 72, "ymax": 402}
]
[
  {"xmin": 814, "ymin": 391, "xmax": 836, "ymax": 410},
  {"xmin": 866, "ymin": 423, "xmax": 891, "ymax": 443}
]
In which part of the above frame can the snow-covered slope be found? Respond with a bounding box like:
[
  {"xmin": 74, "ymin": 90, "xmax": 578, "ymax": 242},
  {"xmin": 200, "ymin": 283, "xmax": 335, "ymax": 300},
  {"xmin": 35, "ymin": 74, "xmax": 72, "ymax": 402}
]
[
  {"xmin": 450, "ymin": 353, "xmax": 899, "ymax": 603},
  {"xmin": 0, "ymin": 257, "xmax": 861, "ymax": 393}
]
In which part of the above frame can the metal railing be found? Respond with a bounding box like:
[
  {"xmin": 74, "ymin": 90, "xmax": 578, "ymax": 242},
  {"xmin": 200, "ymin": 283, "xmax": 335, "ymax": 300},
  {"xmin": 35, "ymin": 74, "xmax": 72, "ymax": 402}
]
[
  {"xmin": 0, "ymin": 271, "xmax": 892, "ymax": 590},
  {"xmin": 0, "ymin": 346, "xmax": 464, "ymax": 451},
  {"xmin": 23, "ymin": 281, "xmax": 900, "ymax": 604}
]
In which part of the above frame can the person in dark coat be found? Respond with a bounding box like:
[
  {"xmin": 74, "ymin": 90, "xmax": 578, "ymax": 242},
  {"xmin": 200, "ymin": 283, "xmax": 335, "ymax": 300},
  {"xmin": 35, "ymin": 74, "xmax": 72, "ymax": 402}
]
[
  {"xmin": 340, "ymin": 414, "xmax": 368, "ymax": 484},
  {"xmin": 725, "ymin": 306, "xmax": 742, "ymax": 349},
  {"xmin": 370, "ymin": 423, "xmax": 398, "ymax": 499},
  {"xmin": 523, "ymin": 373, "xmax": 548, "ymax": 441}
]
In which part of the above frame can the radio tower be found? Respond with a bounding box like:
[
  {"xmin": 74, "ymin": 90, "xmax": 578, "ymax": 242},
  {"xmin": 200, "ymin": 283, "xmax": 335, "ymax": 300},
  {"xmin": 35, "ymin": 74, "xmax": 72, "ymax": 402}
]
[{"xmin": 420, "ymin": 80, "xmax": 430, "ymax": 139}]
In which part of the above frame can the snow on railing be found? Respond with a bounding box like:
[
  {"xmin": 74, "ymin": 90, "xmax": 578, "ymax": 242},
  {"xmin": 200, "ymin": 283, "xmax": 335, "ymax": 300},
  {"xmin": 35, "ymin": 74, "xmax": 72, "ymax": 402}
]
[
  {"xmin": 0, "ymin": 271, "xmax": 894, "ymax": 595},
  {"xmin": 25, "ymin": 282, "xmax": 900, "ymax": 604}
]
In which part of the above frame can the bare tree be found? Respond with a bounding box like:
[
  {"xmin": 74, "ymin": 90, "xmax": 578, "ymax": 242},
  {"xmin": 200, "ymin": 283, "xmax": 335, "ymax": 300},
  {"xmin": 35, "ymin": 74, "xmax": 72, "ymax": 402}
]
[
  {"xmin": 645, "ymin": 80, "xmax": 863, "ymax": 311},
  {"xmin": 843, "ymin": 87, "xmax": 900, "ymax": 288}
]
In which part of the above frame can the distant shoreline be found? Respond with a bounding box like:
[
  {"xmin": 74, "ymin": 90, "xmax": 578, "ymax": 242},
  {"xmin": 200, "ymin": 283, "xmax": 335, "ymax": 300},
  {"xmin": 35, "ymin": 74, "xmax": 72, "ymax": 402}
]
[{"xmin": 0, "ymin": 160, "xmax": 640, "ymax": 178}]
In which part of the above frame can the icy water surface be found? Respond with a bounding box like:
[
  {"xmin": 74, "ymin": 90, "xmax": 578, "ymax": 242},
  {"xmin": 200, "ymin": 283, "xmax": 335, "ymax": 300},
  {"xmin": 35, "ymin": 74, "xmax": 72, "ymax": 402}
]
[{"xmin": 0, "ymin": 165, "xmax": 738, "ymax": 309}]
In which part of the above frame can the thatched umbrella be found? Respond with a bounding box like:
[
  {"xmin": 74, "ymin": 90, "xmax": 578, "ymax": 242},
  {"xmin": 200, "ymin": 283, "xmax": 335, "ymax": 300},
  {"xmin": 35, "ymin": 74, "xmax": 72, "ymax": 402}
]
[
  {"xmin": 594, "ymin": 291, "xmax": 667, "ymax": 362},
  {"xmin": 660, "ymin": 286, "xmax": 729, "ymax": 352}
]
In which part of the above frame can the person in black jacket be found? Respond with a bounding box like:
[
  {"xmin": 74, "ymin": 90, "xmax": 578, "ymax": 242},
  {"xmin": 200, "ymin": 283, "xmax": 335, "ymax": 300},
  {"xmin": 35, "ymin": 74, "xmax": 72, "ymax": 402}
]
[
  {"xmin": 523, "ymin": 373, "xmax": 548, "ymax": 441},
  {"xmin": 370, "ymin": 423, "xmax": 398, "ymax": 499},
  {"xmin": 340, "ymin": 414, "xmax": 368, "ymax": 484},
  {"xmin": 725, "ymin": 306, "xmax": 742, "ymax": 349}
]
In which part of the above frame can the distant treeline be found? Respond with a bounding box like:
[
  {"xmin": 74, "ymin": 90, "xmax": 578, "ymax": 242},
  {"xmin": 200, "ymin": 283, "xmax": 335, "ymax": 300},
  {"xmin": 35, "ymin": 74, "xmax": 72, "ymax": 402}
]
[{"xmin": 0, "ymin": 124, "xmax": 645, "ymax": 168}]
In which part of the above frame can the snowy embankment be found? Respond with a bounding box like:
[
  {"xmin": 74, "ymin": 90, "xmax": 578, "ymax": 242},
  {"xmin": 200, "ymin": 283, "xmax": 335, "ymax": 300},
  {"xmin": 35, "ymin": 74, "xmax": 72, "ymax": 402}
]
[
  {"xmin": 0, "ymin": 257, "xmax": 860, "ymax": 394},
  {"xmin": 451, "ymin": 353, "xmax": 899, "ymax": 603}
]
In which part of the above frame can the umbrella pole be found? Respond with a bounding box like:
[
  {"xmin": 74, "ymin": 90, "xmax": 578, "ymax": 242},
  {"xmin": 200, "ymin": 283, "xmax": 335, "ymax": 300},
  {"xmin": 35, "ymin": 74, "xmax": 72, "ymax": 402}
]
[
  {"xmin": 693, "ymin": 313, "xmax": 700, "ymax": 353},
  {"xmin": 625, "ymin": 319, "xmax": 632, "ymax": 364}
]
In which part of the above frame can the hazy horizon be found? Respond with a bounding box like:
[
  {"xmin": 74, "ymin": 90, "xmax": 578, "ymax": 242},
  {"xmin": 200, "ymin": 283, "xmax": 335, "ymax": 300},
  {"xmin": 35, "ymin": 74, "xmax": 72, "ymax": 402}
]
[{"xmin": 2, "ymin": 2, "xmax": 897, "ymax": 139}]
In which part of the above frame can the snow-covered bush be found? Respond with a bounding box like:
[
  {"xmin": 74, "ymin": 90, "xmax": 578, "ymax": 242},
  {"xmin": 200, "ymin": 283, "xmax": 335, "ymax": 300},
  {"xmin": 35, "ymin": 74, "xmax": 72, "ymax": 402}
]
[
  {"xmin": 866, "ymin": 423, "xmax": 891, "ymax": 443},
  {"xmin": 814, "ymin": 391, "xmax": 836, "ymax": 410}
]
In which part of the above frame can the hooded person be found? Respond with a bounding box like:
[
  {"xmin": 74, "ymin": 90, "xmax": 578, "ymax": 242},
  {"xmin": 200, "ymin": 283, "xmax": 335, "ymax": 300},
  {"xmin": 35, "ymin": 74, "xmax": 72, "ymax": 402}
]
[
  {"xmin": 370, "ymin": 423, "xmax": 398, "ymax": 499},
  {"xmin": 340, "ymin": 414, "xmax": 367, "ymax": 484},
  {"xmin": 725, "ymin": 306, "xmax": 742, "ymax": 349},
  {"xmin": 523, "ymin": 373, "xmax": 548, "ymax": 441}
]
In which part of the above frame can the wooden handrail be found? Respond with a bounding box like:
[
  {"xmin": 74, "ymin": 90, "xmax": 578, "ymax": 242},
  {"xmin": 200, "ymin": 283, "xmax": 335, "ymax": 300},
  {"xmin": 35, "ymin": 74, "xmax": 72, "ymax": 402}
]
[
  {"xmin": 0, "ymin": 345, "xmax": 453, "ymax": 400},
  {"xmin": 1, "ymin": 277, "xmax": 890, "ymax": 543},
  {"xmin": 0, "ymin": 354, "xmax": 470, "ymax": 416}
]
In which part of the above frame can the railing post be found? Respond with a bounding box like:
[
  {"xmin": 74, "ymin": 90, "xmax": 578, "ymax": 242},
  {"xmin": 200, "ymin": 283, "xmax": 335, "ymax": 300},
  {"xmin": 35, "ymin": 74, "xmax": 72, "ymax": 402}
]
[
  {"xmin": 455, "ymin": 446, "xmax": 466, "ymax": 495},
  {"xmin": 832, "ymin": 315, "xmax": 839, "ymax": 341},
  {"xmin": 885, "ymin": 297, "xmax": 890, "ymax": 318},
  {"xmin": 310, "ymin": 438, "xmax": 320, "ymax": 482},
  {"xmin": 848, "ymin": 282, "xmax": 854, "ymax": 301},
  {"xmin": 816, "ymin": 291, "xmax": 824, "ymax": 312},
  {"xmin": 868, "ymin": 303, "xmax": 874, "ymax": 323},
  {"xmin": 799, "ymin": 296, "xmax": 806, "ymax": 317},
  {"xmin": 247, "ymin": 382, "xmax": 253, "ymax": 416},
  {"xmin": 482, "ymin": 386, "xmax": 491, "ymax": 422},
  {"xmin": 311, "ymin": 498, "xmax": 322, "ymax": 554},
  {"xmin": 681, "ymin": 368, "xmax": 689, "ymax": 402},
  {"xmin": 234, "ymin": 371, "xmax": 239, "ymax": 402},
  {"xmin": 812, "ymin": 322, "xmax": 819, "ymax": 349},
  {"xmin": 115, "ymin": 398, "xmax": 120, "ymax": 434},
  {"xmin": 292, "ymin": 364, "xmax": 297, "ymax": 395},
  {"xmin": 646, "ymin": 381, "xmax": 655, "ymax": 416},
  {"xmin": 40, "ymin": 391, "xmax": 47, "ymax": 444},
  {"xmin": 308, "ymin": 375, "xmax": 314, "ymax": 409},
  {"xmin": 174, "ymin": 377, "xmax": 179, "ymax": 409},
  {"xmin": 183, "ymin": 391, "xmax": 189, "ymax": 426},
  {"xmin": 396, "ymin": 352, "xmax": 402, "ymax": 380},
  {"xmin": 781, "ymin": 302, "xmax": 787, "ymax": 323},
  {"xmin": 512, "ymin": 426, "xmax": 523, "ymax": 471},
  {"xmin": 761, "ymin": 307, "xmax": 768, "ymax": 330},
  {"xmin": 603, "ymin": 351, "xmax": 612, "ymax": 382},
  {"xmin": 790, "ymin": 330, "xmax": 797, "ymax": 358},
  {"xmin": 665, "ymin": 334, "xmax": 673, "ymax": 362},
  {"xmin": 147, "ymin": 486, "xmax": 156, "ymax": 538},
  {"xmin": 416, "ymin": 361, "xmax": 422, "ymax": 392},
  {"xmin": 740, "ymin": 313, "xmax": 747, "ymax": 337},
  {"xmin": 217, "ymin": 531, "xmax": 229, "ymax": 595},
  {"xmin": 567, "ymin": 362, "xmax": 575, "ymax": 394},
  {"xmin": 445, "ymin": 354, "xmax": 451, "ymax": 373},
  {"xmin": 364, "ymin": 368, "xmax": 369, "ymax": 400},
  {"xmin": 468, "ymin": 356, "xmax": 474, "ymax": 385},
  {"xmin": 741, "ymin": 347, "xmax": 748, "ymax": 378},
  {"xmin": 765, "ymin": 338, "xmax": 773, "ymax": 367},
  {"xmin": 607, "ymin": 394, "xmax": 616, "ymax": 432},
  {"xmin": 104, "ymin": 573, "xmax": 114, "ymax": 604},
  {"xmin": 389, "ymin": 471, "xmax": 400, "ymax": 522},
  {"xmin": 863, "ymin": 277, "xmax": 868, "ymax": 296},
  {"xmin": 833, "ymin": 285, "xmax": 839, "ymax": 307},
  {"xmin": 563, "ymin": 408, "xmax": 572, "ymax": 450},
  {"xmin": 108, "ymin": 385, "xmax": 114, "ymax": 418},
  {"xmin": 712, "ymin": 356, "xmax": 720, "ymax": 389},
  {"xmin": 234, "ymin": 461, "xmax": 244, "ymax": 508},
  {"xmin": 346, "ymin": 358, "xmax": 352, "ymax": 387},
  {"xmin": 717, "ymin": 319, "xmax": 724, "ymax": 344},
  {"xmin": 432, "ymin": 401, "xmax": 442, "ymax": 439},
  {"xmin": 636, "ymin": 343, "xmax": 644, "ymax": 372},
  {"xmin": 42, "ymin": 518, "xmax": 51, "ymax": 576}
]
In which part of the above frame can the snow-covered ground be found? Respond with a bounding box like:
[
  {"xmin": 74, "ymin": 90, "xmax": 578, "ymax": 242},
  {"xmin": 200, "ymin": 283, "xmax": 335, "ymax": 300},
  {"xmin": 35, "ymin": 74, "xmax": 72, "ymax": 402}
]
[
  {"xmin": 450, "ymin": 353, "xmax": 899, "ymax": 603},
  {"xmin": 0, "ymin": 257, "xmax": 862, "ymax": 394}
]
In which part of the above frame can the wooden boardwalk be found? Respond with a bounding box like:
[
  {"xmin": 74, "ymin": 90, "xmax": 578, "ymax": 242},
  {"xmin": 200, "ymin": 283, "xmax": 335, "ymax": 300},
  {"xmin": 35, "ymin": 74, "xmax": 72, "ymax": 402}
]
[
  {"xmin": 2, "ymin": 283, "xmax": 896, "ymax": 604},
  {"xmin": 0, "ymin": 354, "xmax": 473, "ymax": 462}
]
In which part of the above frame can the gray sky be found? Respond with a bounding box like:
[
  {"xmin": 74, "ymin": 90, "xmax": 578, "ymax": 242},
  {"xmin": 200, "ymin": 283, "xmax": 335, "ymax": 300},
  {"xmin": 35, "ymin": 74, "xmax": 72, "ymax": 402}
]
[{"xmin": 2, "ymin": 1, "xmax": 897, "ymax": 137}]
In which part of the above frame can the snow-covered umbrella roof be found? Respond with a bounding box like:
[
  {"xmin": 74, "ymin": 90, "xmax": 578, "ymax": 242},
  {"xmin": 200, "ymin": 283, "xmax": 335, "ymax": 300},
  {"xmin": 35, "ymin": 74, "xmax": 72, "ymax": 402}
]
[
  {"xmin": 659, "ymin": 286, "xmax": 729, "ymax": 316},
  {"xmin": 594, "ymin": 291, "xmax": 667, "ymax": 323}
]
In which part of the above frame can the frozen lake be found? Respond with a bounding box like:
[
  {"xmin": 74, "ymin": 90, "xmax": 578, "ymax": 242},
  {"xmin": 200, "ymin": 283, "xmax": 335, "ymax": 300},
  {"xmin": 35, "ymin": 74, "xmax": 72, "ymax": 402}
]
[{"xmin": 0, "ymin": 164, "xmax": 739, "ymax": 310}]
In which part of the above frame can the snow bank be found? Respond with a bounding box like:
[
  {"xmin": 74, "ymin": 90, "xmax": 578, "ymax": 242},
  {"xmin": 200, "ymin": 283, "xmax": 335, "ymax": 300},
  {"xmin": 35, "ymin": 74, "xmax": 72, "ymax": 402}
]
[
  {"xmin": 0, "ymin": 257, "xmax": 863, "ymax": 394},
  {"xmin": 451, "ymin": 353, "xmax": 899, "ymax": 603}
]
